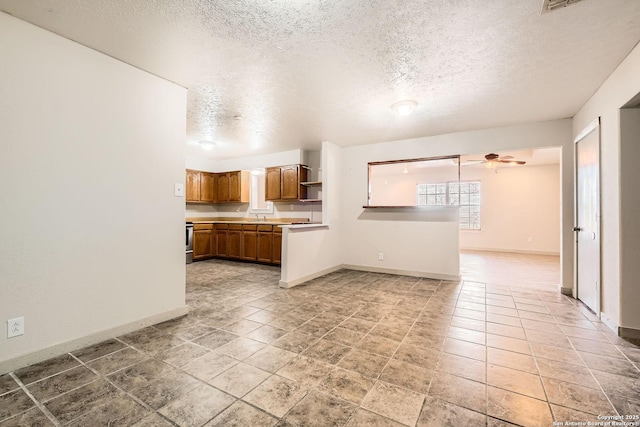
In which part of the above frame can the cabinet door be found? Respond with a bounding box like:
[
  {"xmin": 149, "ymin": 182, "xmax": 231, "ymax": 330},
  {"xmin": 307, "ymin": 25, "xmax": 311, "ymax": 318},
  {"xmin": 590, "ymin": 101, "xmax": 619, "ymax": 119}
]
[
  {"xmin": 242, "ymin": 231, "xmax": 258, "ymax": 261},
  {"xmin": 216, "ymin": 172, "xmax": 229, "ymax": 202},
  {"xmin": 186, "ymin": 170, "xmax": 201, "ymax": 202},
  {"xmin": 281, "ymin": 165, "xmax": 300, "ymax": 200},
  {"xmin": 193, "ymin": 230, "xmax": 212, "ymax": 259},
  {"xmin": 200, "ymin": 173, "xmax": 215, "ymax": 202},
  {"xmin": 272, "ymin": 231, "xmax": 282, "ymax": 264},
  {"xmin": 215, "ymin": 229, "xmax": 228, "ymax": 257},
  {"xmin": 227, "ymin": 230, "xmax": 242, "ymax": 259},
  {"xmin": 257, "ymin": 232, "xmax": 273, "ymax": 263},
  {"xmin": 265, "ymin": 167, "xmax": 281, "ymax": 201},
  {"xmin": 228, "ymin": 171, "xmax": 242, "ymax": 202}
]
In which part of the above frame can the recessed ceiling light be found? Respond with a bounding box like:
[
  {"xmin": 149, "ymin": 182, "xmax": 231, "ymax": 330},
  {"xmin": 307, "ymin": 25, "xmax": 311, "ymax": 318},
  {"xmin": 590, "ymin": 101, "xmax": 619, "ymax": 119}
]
[
  {"xmin": 199, "ymin": 141, "xmax": 215, "ymax": 150},
  {"xmin": 391, "ymin": 100, "xmax": 417, "ymax": 116}
]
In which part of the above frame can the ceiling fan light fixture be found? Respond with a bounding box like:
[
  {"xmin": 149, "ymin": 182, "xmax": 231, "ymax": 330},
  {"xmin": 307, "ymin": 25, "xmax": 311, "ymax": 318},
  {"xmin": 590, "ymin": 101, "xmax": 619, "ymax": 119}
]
[
  {"xmin": 391, "ymin": 100, "xmax": 417, "ymax": 116},
  {"xmin": 199, "ymin": 140, "xmax": 215, "ymax": 150}
]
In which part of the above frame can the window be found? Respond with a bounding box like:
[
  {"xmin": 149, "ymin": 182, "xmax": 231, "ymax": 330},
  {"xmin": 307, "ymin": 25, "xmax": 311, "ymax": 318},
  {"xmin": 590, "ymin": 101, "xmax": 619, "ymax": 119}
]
[{"xmin": 417, "ymin": 181, "xmax": 481, "ymax": 230}]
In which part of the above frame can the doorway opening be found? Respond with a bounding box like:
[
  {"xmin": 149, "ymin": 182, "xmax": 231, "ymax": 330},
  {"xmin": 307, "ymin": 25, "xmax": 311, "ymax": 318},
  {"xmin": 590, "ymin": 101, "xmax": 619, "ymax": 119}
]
[{"xmin": 457, "ymin": 147, "xmax": 562, "ymax": 290}]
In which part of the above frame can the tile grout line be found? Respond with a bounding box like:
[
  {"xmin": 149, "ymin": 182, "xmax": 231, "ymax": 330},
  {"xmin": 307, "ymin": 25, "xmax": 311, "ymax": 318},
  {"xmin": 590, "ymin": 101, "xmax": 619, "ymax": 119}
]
[{"xmin": 8, "ymin": 371, "xmax": 61, "ymax": 427}]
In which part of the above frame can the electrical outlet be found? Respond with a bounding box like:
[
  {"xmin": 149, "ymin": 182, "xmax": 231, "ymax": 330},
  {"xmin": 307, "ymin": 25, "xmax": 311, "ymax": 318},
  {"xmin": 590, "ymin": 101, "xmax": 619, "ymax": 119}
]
[
  {"xmin": 378, "ymin": 252, "xmax": 384, "ymax": 261},
  {"xmin": 7, "ymin": 317, "xmax": 24, "ymax": 338}
]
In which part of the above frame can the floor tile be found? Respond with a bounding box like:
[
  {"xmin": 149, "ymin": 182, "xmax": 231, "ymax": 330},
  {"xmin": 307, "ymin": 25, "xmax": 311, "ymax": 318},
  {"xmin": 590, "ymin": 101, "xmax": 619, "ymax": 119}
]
[
  {"xmin": 339, "ymin": 318, "xmax": 376, "ymax": 334},
  {"xmin": 579, "ymin": 352, "xmax": 640, "ymax": 378},
  {"xmin": 380, "ymin": 358, "xmax": 433, "ymax": 393},
  {"xmin": 245, "ymin": 346, "xmax": 297, "ymax": 373},
  {"xmin": 215, "ymin": 337, "xmax": 266, "ymax": 360},
  {"xmin": 487, "ymin": 347, "xmax": 538, "ymax": 374},
  {"xmin": 194, "ymin": 330, "xmax": 240, "ymax": 351},
  {"xmin": 87, "ymin": 347, "xmax": 147, "ymax": 376},
  {"xmin": 243, "ymin": 375, "xmax": 307, "ymax": 418},
  {"xmin": 486, "ymin": 323, "xmax": 526, "ymax": 340},
  {"xmin": 0, "ymin": 389, "xmax": 35, "ymax": 422},
  {"xmin": 530, "ymin": 342, "xmax": 584, "ymax": 365},
  {"xmin": 158, "ymin": 342, "xmax": 209, "ymax": 367},
  {"xmin": 591, "ymin": 369, "xmax": 640, "ymax": 400},
  {"xmin": 26, "ymin": 366, "xmax": 98, "ymax": 402},
  {"xmin": 283, "ymin": 390, "xmax": 356, "ymax": 426},
  {"xmin": 65, "ymin": 392, "xmax": 149, "ymax": 427},
  {"xmin": 44, "ymin": 379, "xmax": 116, "ymax": 424},
  {"xmin": 206, "ymin": 401, "xmax": 278, "ymax": 426},
  {"xmin": 158, "ymin": 384, "xmax": 235, "ymax": 426},
  {"xmin": 487, "ymin": 334, "xmax": 531, "ymax": 355},
  {"xmin": 14, "ymin": 354, "xmax": 79, "ymax": 386},
  {"xmin": 0, "ymin": 375, "xmax": 19, "ymax": 396},
  {"xmin": 338, "ymin": 349, "xmax": 389, "ymax": 379},
  {"xmin": 0, "ymin": 407, "xmax": 54, "ymax": 426},
  {"xmin": 487, "ymin": 386, "xmax": 553, "ymax": 427},
  {"xmin": 246, "ymin": 325, "xmax": 288, "ymax": 344},
  {"xmin": 303, "ymin": 339, "xmax": 351, "ymax": 365},
  {"xmin": 417, "ymin": 396, "xmax": 486, "ymax": 427},
  {"xmin": 442, "ymin": 338, "xmax": 486, "ymax": 362},
  {"xmin": 276, "ymin": 355, "xmax": 332, "ymax": 387},
  {"xmin": 427, "ymin": 371, "xmax": 486, "ymax": 414},
  {"xmin": 542, "ymin": 377, "xmax": 615, "ymax": 416},
  {"xmin": 344, "ymin": 408, "xmax": 405, "ymax": 426},
  {"xmin": 127, "ymin": 369, "xmax": 201, "ymax": 410},
  {"xmin": 361, "ymin": 381, "xmax": 425, "ymax": 426},
  {"xmin": 317, "ymin": 367, "xmax": 375, "ymax": 405},
  {"xmin": 447, "ymin": 326, "xmax": 486, "ymax": 345},
  {"xmin": 486, "ymin": 364, "xmax": 545, "ymax": 400},
  {"xmin": 569, "ymin": 337, "xmax": 625, "ymax": 359},
  {"xmin": 181, "ymin": 352, "xmax": 239, "ymax": 381},
  {"xmin": 272, "ymin": 331, "xmax": 319, "ymax": 353},
  {"xmin": 209, "ymin": 362, "xmax": 271, "ymax": 397},
  {"xmin": 436, "ymin": 353, "xmax": 485, "ymax": 382},
  {"xmin": 393, "ymin": 343, "xmax": 440, "ymax": 370},
  {"xmin": 551, "ymin": 404, "xmax": 602, "ymax": 423},
  {"xmin": 130, "ymin": 412, "xmax": 175, "ymax": 426},
  {"xmin": 356, "ymin": 335, "xmax": 399, "ymax": 358},
  {"xmin": 71, "ymin": 339, "xmax": 126, "ymax": 362},
  {"xmin": 536, "ymin": 358, "xmax": 599, "ymax": 388}
]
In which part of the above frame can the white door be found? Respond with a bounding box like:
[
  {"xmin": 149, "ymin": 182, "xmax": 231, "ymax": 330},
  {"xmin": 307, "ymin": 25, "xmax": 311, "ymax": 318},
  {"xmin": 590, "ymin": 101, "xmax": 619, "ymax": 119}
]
[{"xmin": 575, "ymin": 120, "xmax": 600, "ymax": 313}]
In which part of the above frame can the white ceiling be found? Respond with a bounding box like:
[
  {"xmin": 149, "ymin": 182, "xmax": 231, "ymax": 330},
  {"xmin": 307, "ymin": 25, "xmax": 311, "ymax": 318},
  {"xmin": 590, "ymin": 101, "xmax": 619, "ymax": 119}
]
[{"xmin": 2, "ymin": 1, "xmax": 640, "ymax": 160}]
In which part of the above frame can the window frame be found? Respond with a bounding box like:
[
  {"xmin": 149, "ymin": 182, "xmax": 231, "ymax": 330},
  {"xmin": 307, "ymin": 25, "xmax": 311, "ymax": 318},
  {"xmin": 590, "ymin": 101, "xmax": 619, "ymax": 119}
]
[{"xmin": 416, "ymin": 180, "xmax": 481, "ymax": 230}]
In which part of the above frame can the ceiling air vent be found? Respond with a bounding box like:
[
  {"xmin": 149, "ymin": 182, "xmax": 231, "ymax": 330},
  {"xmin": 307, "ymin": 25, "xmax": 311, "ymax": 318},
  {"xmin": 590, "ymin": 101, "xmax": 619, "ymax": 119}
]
[{"xmin": 541, "ymin": 0, "xmax": 585, "ymax": 14}]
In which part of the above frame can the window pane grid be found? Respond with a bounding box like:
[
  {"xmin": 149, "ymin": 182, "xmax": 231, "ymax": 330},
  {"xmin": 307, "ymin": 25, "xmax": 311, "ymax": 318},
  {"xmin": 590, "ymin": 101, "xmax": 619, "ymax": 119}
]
[{"xmin": 417, "ymin": 181, "xmax": 481, "ymax": 230}]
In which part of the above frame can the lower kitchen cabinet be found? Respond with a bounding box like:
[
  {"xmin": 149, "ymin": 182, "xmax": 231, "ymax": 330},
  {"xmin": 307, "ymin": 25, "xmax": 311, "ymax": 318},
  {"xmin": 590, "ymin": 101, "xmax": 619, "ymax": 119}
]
[
  {"xmin": 257, "ymin": 225, "xmax": 273, "ymax": 263},
  {"xmin": 190, "ymin": 222, "xmax": 282, "ymax": 265},
  {"xmin": 227, "ymin": 225, "xmax": 242, "ymax": 259},
  {"xmin": 193, "ymin": 224, "xmax": 213, "ymax": 260},
  {"xmin": 215, "ymin": 224, "xmax": 228, "ymax": 257}
]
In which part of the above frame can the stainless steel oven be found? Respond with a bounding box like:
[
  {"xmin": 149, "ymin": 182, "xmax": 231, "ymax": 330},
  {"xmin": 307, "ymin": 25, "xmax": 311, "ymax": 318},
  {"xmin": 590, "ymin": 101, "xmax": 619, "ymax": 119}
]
[{"xmin": 186, "ymin": 222, "xmax": 193, "ymax": 264}]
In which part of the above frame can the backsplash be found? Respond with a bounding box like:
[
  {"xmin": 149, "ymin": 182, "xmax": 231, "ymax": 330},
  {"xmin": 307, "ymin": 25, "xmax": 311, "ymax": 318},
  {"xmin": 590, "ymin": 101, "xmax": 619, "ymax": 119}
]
[{"xmin": 185, "ymin": 202, "xmax": 322, "ymax": 223}]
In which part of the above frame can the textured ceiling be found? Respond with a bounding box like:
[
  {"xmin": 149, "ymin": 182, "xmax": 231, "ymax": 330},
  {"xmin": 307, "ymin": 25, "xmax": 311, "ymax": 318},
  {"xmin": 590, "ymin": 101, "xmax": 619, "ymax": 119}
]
[{"xmin": 2, "ymin": 0, "xmax": 640, "ymax": 160}]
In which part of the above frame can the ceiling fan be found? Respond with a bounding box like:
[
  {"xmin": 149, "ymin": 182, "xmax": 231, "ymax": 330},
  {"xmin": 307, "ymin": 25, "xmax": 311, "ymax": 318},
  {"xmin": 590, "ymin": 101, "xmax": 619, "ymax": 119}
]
[{"xmin": 464, "ymin": 153, "xmax": 526, "ymax": 168}]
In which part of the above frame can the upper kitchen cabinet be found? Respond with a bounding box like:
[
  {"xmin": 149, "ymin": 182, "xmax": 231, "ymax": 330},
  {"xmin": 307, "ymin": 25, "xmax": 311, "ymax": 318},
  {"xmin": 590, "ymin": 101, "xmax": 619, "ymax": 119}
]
[
  {"xmin": 265, "ymin": 164, "xmax": 310, "ymax": 201},
  {"xmin": 215, "ymin": 170, "xmax": 250, "ymax": 203},
  {"xmin": 186, "ymin": 169, "xmax": 215, "ymax": 203},
  {"xmin": 186, "ymin": 169, "xmax": 249, "ymax": 204}
]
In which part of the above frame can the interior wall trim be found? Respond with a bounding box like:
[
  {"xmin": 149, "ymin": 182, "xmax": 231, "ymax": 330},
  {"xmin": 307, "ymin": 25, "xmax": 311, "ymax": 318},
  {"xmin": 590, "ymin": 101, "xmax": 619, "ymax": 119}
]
[{"xmin": 0, "ymin": 305, "xmax": 189, "ymax": 375}]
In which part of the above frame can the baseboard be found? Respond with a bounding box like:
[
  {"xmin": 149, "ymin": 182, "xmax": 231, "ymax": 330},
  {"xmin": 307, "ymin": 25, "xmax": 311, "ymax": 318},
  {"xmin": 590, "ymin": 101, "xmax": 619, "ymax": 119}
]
[
  {"xmin": 0, "ymin": 305, "xmax": 189, "ymax": 375},
  {"xmin": 279, "ymin": 265, "xmax": 343, "ymax": 288},
  {"xmin": 619, "ymin": 326, "xmax": 640, "ymax": 340},
  {"xmin": 340, "ymin": 264, "xmax": 461, "ymax": 282},
  {"xmin": 460, "ymin": 247, "xmax": 561, "ymax": 256}
]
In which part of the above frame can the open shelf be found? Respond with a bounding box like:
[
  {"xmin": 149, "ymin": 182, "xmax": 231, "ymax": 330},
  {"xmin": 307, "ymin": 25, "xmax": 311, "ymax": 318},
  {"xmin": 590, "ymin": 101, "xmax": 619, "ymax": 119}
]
[{"xmin": 301, "ymin": 181, "xmax": 322, "ymax": 186}]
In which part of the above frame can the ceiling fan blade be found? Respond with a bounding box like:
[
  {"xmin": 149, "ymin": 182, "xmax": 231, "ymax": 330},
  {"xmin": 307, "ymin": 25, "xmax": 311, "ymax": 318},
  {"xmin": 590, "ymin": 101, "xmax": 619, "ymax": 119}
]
[
  {"xmin": 462, "ymin": 161, "xmax": 484, "ymax": 166},
  {"xmin": 498, "ymin": 159, "xmax": 526, "ymax": 165},
  {"xmin": 500, "ymin": 155, "xmax": 514, "ymax": 160}
]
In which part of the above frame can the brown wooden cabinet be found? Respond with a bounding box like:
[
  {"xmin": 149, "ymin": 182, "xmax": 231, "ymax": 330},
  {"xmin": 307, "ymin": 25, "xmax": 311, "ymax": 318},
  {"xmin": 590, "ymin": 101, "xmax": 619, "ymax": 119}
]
[
  {"xmin": 193, "ymin": 224, "xmax": 213, "ymax": 260},
  {"xmin": 215, "ymin": 224, "xmax": 228, "ymax": 257},
  {"xmin": 273, "ymin": 226, "xmax": 282, "ymax": 265},
  {"xmin": 186, "ymin": 169, "xmax": 249, "ymax": 204},
  {"xmin": 241, "ymin": 225, "xmax": 258, "ymax": 261},
  {"xmin": 257, "ymin": 225, "xmax": 274, "ymax": 263},
  {"xmin": 186, "ymin": 169, "xmax": 201, "ymax": 202},
  {"xmin": 200, "ymin": 173, "xmax": 215, "ymax": 202},
  {"xmin": 227, "ymin": 225, "xmax": 242, "ymax": 259},
  {"xmin": 265, "ymin": 165, "xmax": 308, "ymax": 201},
  {"xmin": 191, "ymin": 221, "xmax": 282, "ymax": 265}
]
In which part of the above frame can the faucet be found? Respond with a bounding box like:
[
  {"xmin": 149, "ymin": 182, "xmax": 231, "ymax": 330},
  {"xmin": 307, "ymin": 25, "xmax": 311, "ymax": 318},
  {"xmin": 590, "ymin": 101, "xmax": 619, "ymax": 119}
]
[{"xmin": 255, "ymin": 213, "xmax": 259, "ymax": 221}]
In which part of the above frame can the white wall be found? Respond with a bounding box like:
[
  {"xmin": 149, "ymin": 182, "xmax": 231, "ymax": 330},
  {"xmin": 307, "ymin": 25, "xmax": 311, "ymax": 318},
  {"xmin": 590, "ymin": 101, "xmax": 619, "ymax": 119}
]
[
  {"xmin": 573, "ymin": 41, "xmax": 640, "ymax": 334},
  {"xmin": 340, "ymin": 120, "xmax": 573, "ymax": 285},
  {"xmin": 280, "ymin": 142, "xmax": 344, "ymax": 287},
  {"xmin": 459, "ymin": 164, "xmax": 561, "ymax": 255},
  {"xmin": 0, "ymin": 14, "xmax": 188, "ymax": 371}
]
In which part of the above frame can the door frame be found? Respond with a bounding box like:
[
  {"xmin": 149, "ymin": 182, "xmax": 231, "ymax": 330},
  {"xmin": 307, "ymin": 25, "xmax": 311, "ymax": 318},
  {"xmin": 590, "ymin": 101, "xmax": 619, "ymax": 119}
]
[{"xmin": 573, "ymin": 117, "xmax": 601, "ymax": 315}]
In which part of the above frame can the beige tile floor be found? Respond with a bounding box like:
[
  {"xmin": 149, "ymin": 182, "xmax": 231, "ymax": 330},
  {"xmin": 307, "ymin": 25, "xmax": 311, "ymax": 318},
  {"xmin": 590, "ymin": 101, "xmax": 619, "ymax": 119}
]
[{"xmin": 1, "ymin": 255, "xmax": 639, "ymax": 426}]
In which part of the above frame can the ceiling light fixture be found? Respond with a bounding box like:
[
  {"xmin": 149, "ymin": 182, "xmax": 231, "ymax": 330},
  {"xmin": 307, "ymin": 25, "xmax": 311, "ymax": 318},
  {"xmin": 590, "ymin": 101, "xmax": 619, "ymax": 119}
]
[
  {"xmin": 199, "ymin": 141, "xmax": 215, "ymax": 150},
  {"xmin": 392, "ymin": 100, "xmax": 417, "ymax": 116}
]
